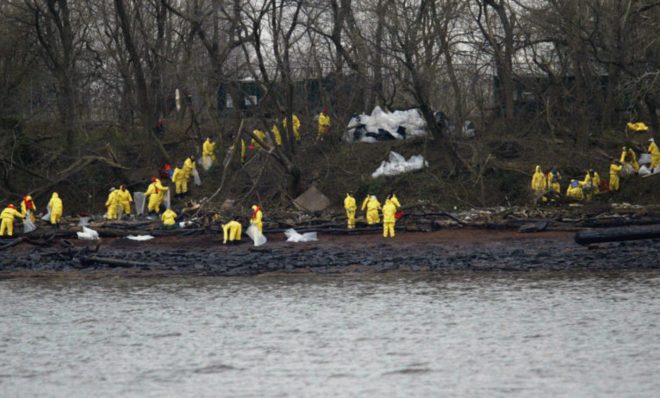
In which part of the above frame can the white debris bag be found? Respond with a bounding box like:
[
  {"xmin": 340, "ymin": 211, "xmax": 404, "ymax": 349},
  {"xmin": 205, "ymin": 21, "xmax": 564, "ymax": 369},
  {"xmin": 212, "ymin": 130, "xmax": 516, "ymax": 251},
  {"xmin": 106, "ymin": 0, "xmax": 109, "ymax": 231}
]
[
  {"xmin": 193, "ymin": 168, "xmax": 202, "ymax": 186},
  {"xmin": 372, "ymin": 151, "xmax": 428, "ymax": 178},
  {"xmin": 23, "ymin": 213, "xmax": 37, "ymax": 233},
  {"xmin": 638, "ymin": 165, "xmax": 652, "ymax": 176},
  {"xmin": 284, "ymin": 229, "xmax": 318, "ymax": 243},
  {"xmin": 200, "ymin": 156, "xmax": 213, "ymax": 171},
  {"xmin": 134, "ymin": 192, "xmax": 146, "ymax": 215},
  {"xmin": 163, "ymin": 189, "xmax": 171, "ymax": 210},
  {"xmin": 621, "ymin": 163, "xmax": 635, "ymax": 177},
  {"xmin": 246, "ymin": 225, "xmax": 267, "ymax": 246},
  {"xmin": 77, "ymin": 226, "xmax": 99, "ymax": 240},
  {"xmin": 41, "ymin": 205, "xmax": 52, "ymax": 222},
  {"xmin": 639, "ymin": 153, "xmax": 651, "ymax": 165},
  {"xmin": 126, "ymin": 235, "xmax": 154, "ymax": 241},
  {"xmin": 345, "ymin": 106, "xmax": 428, "ymax": 142}
]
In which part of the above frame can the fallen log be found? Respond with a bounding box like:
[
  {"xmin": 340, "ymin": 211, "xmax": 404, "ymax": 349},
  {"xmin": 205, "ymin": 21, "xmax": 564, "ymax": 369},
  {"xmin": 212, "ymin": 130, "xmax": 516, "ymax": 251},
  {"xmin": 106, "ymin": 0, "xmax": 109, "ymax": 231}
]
[
  {"xmin": 575, "ymin": 224, "xmax": 660, "ymax": 245},
  {"xmin": 0, "ymin": 237, "xmax": 26, "ymax": 251},
  {"xmin": 79, "ymin": 256, "xmax": 161, "ymax": 269}
]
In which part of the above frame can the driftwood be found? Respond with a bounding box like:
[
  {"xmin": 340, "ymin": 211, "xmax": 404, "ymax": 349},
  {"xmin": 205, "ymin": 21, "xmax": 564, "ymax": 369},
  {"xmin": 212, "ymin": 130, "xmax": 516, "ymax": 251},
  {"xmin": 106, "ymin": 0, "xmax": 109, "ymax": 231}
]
[
  {"xmin": 574, "ymin": 224, "xmax": 660, "ymax": 245},
  {"xmin": 79, "ymin": 256, "xmax": 160, "ymax": 269},
  {"xmin": 0, "ymin": 237, "xmax": 25, "ymax": 251}
]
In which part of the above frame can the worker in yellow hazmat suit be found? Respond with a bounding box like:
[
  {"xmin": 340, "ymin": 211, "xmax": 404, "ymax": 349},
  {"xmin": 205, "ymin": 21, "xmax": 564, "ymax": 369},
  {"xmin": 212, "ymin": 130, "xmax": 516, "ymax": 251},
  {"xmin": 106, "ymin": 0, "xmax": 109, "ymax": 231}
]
[
  {"xmin": 222, "ymin": 218, "xmax": 242, "ymax": 244},
  {"xmin": 364, "ymin": 195, "xmax": 381, "ymax": 225},
  {"xmin": 579, "ymin": 171, "xmax": 595, "ymax": 201},
  {"xmin": 172, "ymin": 166, "xmax": 187, "ymax": 196},
  {"xmin": 145, "ymin": 177, "xmax": 168, "ymax": 214},
  {"xmin": 182, "ymin": 156, "xmax": 196, "ymax": 185},
  {"xmin": 116, "ymin": 185, "xmax": 132, "ymax": 216},
  {"xmin": 531, "ymin": 165, "xmax": 547, "ymax": 194},
  {"xmin": 48, "ymin": 192, "xmax": 63, "ymax": 225},
  {"xmin": 344, "ymin": 193, "xmax": 357, "ymax": 229},
  {"xmin": 283, "ymin": 114, "xmax": 301, "ymax": 142},
  {"xmin": 566, "ymin": 180, "xmax": 584, "ymax": 200},
  {"xmin": 387, "ymin": 192, "xmax": 401, "ymax": 209},
  {"xmin": 317, "ymin": 107, "xmax": 331, "ymax": 141},
  {"xmin": 546, "ymin": 167, "xmax": 561, "ymax": 193},
  {"xmin": 105, "ymin": 188, "xmax": 119, "ymax": 220},
  {"xmin": 21, "ymin": 195, "xmax": 37, "ymax": 223},
  {"xmin": 202, "ymin": 137, "xmax": 216, "ymax": 160},
  {"xmin": 382, "ymin": 198, "xmax": 397, "ymax": 238},
  {"xmin": 609, "ymin": 160, "xmax": 623, "ymax": 192},
  {"xmin": 161, "ymin": 208, "xmax": 177, "ymax": 228},
  {"xmin": 0, "ymin": 204, "xmax": 24, "ymax": 237},
  {"xmin": 589, "ymin": 170, "xmax": 601, "ymax": 193},
  {"xmin": 250, "ymin": 205, "xmax": 263, "ymax": 233},
  {"xmin": 648, "ymin": 138, "xmax": 660, "ymax": 169}
]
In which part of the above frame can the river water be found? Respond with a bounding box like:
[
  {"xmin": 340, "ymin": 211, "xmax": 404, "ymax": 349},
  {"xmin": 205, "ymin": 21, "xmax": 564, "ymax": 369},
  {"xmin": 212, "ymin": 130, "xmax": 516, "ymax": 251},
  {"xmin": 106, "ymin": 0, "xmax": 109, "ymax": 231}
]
[{"xmin": 1, "ymin": 271, "xmax": 659, "ymax": 397}]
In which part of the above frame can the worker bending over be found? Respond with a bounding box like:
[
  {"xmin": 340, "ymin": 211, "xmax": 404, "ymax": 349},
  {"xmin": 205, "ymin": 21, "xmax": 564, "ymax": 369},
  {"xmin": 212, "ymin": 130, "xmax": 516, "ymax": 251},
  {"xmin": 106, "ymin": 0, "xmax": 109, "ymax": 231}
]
[
  {"xmin": 223, "ymin": 218, "xmax": 243, "ymax": 244},
  {"xmin": 21, "ymin": 195, "xmax": 37, "ymax": 223},
  {"xmin": 0, "ymin": 204, "xmax": 24, "ymax": 237},
  {"xmin": 566, "ymin": 180, "xmax": 584, "ymax": 201},
  {"xmin": 161, "ymin": 208, "xmax": 177, "ymax": 228},
  {"xmin": 145, "ymin": 177, "xmax": 168, "ymax": 214},
  {"xmin": 362, "ymin": 194, "xmax": 381, "ymax": 225},
  {"xmin": 344, "ymin": 193, "xmax": 357, "ymax": 229},
  {"xmin": 172, "ymin": 166, "xmax": 187, "ymax": 196}
]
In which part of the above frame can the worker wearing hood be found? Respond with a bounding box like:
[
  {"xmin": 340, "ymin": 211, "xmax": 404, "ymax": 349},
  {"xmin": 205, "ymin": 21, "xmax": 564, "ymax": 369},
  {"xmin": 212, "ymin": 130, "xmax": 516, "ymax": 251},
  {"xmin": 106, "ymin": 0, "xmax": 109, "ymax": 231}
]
[
  {"xmin": 250, "ymin": 205, "xmax": 263, "ymax": 233},
  {"xmin": 366, "ymin": 195, "xmax": 381, "ymax": 225},
  {"xmin": 648, "ymin": 138, "xmax": 660, "ymax": 169},
  {"xmin": 48, "ymin": 192, "xmax": 63, "ymax": 225},
  {"xmin": 609, "ymin": 160, "xmax": 623, "ymax": 192},
  {"xmin": 382, "ymin": 198, "xmax": 397, "ymax": 238},
  {"xmin": 145, "ymin": 177, "xmax": 168, "ymax": 214},
  {"xmin": 344, "ymin": 193, "xmax": 357, "ymax": 229},
  {"xmin": 105, "ymin": 188, "xmax": 119, "ymax": 220},
  {"xmin": 21, "ymin": 195, "xmax": 37, "ymax": 223},
  {"xmin": 117, "ymin": 185, "xmax": 133, "ymax": 215},
  {"xmin": 531, "ymin": 165, "xmax": 547, "ymax": 194}
]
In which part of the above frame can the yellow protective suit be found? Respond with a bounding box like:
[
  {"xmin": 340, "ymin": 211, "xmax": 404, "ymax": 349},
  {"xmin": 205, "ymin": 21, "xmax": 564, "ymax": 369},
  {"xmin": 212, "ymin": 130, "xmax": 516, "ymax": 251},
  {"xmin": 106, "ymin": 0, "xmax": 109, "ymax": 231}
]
[
  {"xmin": 382, "ymin": 199, "xmax": 397, "ymax": 238},
  {"xmin": 627, "ymin": 122, "xmax": 649, "ymax": 132},
  {"xmin": 105, "ymin": 189, "xmax": 120, "ymax": 220},
  {"xmin": 609, "ymin": 163, "xmax": 623, "ymax": 191},
  {"xmin": 620, "ymin": 147, "xmax": 640, "ymax": 172},
  {"xmin": 592, "ymin": 172, "xmax": 601, "ymax": 193},
  {"xmin": 344, "ymin": 194, "xmax": 357, "ymax": 229},
  {"xmin": 116, "ymin": 187, "xmax": 133, "ymax": 215},
  {"xmin": 222, "ymin": 220, "xmax": 242, "ymax": 244},
  {"xmin": 241, "ymin": 139, "xmax": 246, "ymax": 163},
  {"xmin": 21, "ymin": 195, "xmax": 37, "ymax": 223},
  {"xmin": 531, "ymin": 165, "xmax": 547, "ymax": 193},
  {"xmin": 648, "ymin": 140, "xmax": 660, "ymax": 169},
  {"xmin": 366, "ymin": 196, "xmax": 381, "ymax": 225},
  {"xmin": 0, "ymin": 205, "xmax": 24, "ymax": 237},
  {"xmin": 172, "ymin": 167, "xmax": 187, "ymax": 194},
  {"xmin": 566, "ymin": 183, "xmax": 584, "ymax": 201},
  {"xmin": 146, "ymin": 179, "xmax": 168, "ymax": 213},
  {"xmin": 202, "ymin": 138, "xmax": 216, "ymax": 160},
  {"xmin": 48, "ymin": 192, "xmax": 63, "ymax": 225},
  {"xmin": 547, "ymin": 171, "xmax": 561, "ymax": 193},
  {"xmin": 183, "ymin": 157, "xmax": 196, "ymax": 180},
  {"xmin": 161, "ymin": 209, "xmax": 177, "ymax": 226},
  {"xmin": 389, "ymin": 194, "xmax": 401, "ymax": 209},
  {"xmin": 250, "ymin": 205, "xmax": 263, "ymax": 233},
  {"xmin": 579, "ymin": 173, "xmax": 594, "ymax": 201},
  {"xmin": 317, "ymin": 112, "xmax": 331, "ymax": 140},
  {"xmin": 283, "ymin": 114, "xmax": 301, "ymax": 142}
]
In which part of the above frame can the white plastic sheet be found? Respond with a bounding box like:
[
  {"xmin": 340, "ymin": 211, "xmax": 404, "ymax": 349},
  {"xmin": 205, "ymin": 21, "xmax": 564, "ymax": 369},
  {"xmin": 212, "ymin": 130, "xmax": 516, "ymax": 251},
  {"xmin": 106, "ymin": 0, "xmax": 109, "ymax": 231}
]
[
  {"xmin": 134, "ymin": 192, "xmax": 146, "ymax": 215},
  {"xmin": 41, "ymin": 205, "xmax": 52, "ymax": 222},
  {"xmin": 284, "ymin": 229, "xmax": 318, "ymax": 242},
  {"xmin": 372, "ymin": 151, "xmax": 428, "ymax": 178},
  {"xmin": 77, "ymin": 226, "xmax": 99, "ymax": 240},
  {"xmin": 126, "ymin": 235, "xmax": 154, "ymax": 241},
  {"xmin": 200, "ymin": 156, "xmax": 213, "ymax": 171},
  {"xmin": 345, "ymin": 106, "xmax": 428, "ymax": 142},
  {"xmin": 193, "ymin": 168, "xmax": 202, "ymax": 186},
  {"xmin": 639, "ymin": 153, "xmax": 651, "ymax": 165},
  {"xmin": 23, "ymin": 212, "xmax": 37, "ymax": 233},
  {"xmin": 246, "ymin": 225, "xmax": 267, "ymax": 246},
  {"xmin": 163, "ymin": 190, "xmax": 171, "ymax": 210},
  {"xmin": 639, "ymin": 165, "xmax": 660, "ymax": 177}
]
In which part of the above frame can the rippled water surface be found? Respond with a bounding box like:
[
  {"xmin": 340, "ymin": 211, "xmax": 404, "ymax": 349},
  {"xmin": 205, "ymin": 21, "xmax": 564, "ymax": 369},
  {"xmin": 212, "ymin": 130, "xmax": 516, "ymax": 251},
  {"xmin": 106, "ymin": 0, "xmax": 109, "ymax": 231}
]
[{"xmin": 2, "ymin": 271, "xmax": 660, "ymax": 397}]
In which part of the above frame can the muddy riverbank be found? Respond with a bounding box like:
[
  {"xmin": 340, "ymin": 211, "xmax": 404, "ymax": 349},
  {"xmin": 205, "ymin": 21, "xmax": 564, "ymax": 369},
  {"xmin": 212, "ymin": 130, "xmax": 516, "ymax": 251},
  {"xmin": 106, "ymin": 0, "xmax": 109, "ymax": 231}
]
[{"xmin": 1, "ymin": 229, "xmax": 658, "ymax": 277}]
